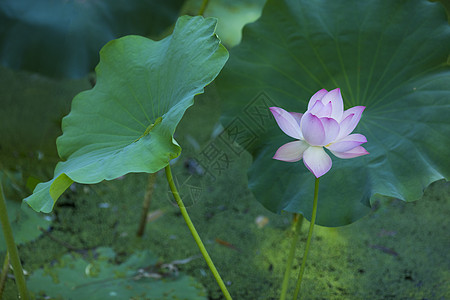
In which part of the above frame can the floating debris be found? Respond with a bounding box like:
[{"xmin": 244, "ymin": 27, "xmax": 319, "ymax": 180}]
[
  {"xmin": 98, "ymin": 202, "xmax": 110, "ymax": 208},
  {"xmin": 146, "ymin": 209, "xmax": 165, "ymax": 222},
  {"xmin": 43, "ymin": 215, "xmax": 54, "ymax": 222},
  {"xmin": 255, "ymin": 215, "xmax": 269, "ymax": 228},
  {"xmin": 369, "ymin": 244, "xmax": 399, "ymax": 257},
  {"xmin": 215, "ymin": 238, "xmax": 239, "ymax": 251}
]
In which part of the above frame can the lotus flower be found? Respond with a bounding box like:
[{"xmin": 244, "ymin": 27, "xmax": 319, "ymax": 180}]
[{"xmin": 270, "ymin": 88, "xmax": 369, "ymax": 178}]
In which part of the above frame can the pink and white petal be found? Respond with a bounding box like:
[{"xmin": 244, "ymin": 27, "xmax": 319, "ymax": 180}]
[
  {"xmin": 289, "ymin": 112, "xmax": 304, "ymax": 139},
  {"xmin": 308, "ymin": 100, "xmax": 324, "ymax": 116},
  {"xmin": 330, "ymin": 146, "xmax": 369, "ymax": 159},
  {"xmin": 336, "ymin": 113, "xmax": 354, "ymax": 140},
  {"xmin": 342, "ymin": 133, "xmax": 367, "ymax": 143},
  {"xmin": 326, "ymin": 133, "xmax": 367, "ymax": 152},
  {"xmin": 321, "ymin": 88, "xmax": 343, "ymax": 122},
  {"xmin": 337, "ymin": 106, "xmax": 365, "ymax": 139},
  {"xmin": 320, "ymin": 117, "xmax": 340, "ymax": 145},
  {"xmin": 273, "ymin": 140, "xmax": 309, "ymax": 162},
  {"xmin": 303, "ymin": 146, "xmax": 332, "ymax": 178},
  {"xmin": 308, "ymin": 100, "xmax": 332, "ymax": 118},
  {"xmin": 307, "ymin": 89, "xmax": 328, "ymax": 110},
  {"xmin": 321, "ymin": 101, "xmax": 333, "ymax": 117},
  {"xmin": 289, "ymin": 112, "xmax": 303, "ymax": 123},
  {"xmin": 342, "ymin": 106, "xmax": 365, "ymax": 121},
  {"xmin": 270, "ymin": 107, "xmax": 302, "ymax": 139},
  {"xmin": 301, "ymin": 113, "xmax": 325, "ymax": 146}
]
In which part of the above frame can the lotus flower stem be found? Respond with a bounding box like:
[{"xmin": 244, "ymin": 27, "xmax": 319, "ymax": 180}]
[
  {"xmin": 280, "ymin": 213, "xmax": 303, "ymax": 300},
  {"xmin": 292, "ymin": 178, "xmax": 320, "ymax": 299},
  {"xmin": 165, "ymin": 165, "xmax": 232, "ymax": 300},
  {"xmin": 0, "ymin": 183, "xmax": 29, "ymax": 300}
]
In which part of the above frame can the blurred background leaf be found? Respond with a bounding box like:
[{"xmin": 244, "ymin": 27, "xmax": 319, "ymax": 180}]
[
  {"xmin": 203, "ymin": 0, "xmax": 266, "ymax": 47},
  {"xmin": 0, "ymin": 66, "xmax": 90, "ymax": 159},
  {"xmin": 183, "ymin": 0, "xmax": 266, "ymax": 47},
  {"xmin": 0, "ymin": 0, "xmax": 184, "ymax": 78}
]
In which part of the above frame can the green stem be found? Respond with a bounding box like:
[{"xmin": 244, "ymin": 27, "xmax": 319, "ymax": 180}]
[
  {"xmin": 0, "ymin": 182, "xmax": 29, "ymax": 300},
  {"xmin": 198, "ymin": 0, "xmax": 210, "ymax": 16},
  {"xmin": 292, "ymin": 177, "xmax": 320, "ymax": 300},
  {"xmin": 137, "ymin": 172, "xmax": 157, "ymax": 237},
  {"xmin": 0, "ymin": 252, "xmax": 10, "ymax": 298},
  {"xmin": 164, "ymin": 165, "xmax": 232, "ymax": 300},
  {"xmin": 280, "ymin": 213, "xmax": 304, "ymax": 300}
]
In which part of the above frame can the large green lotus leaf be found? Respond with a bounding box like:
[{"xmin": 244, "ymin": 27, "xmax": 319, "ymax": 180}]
[
  {"xmin": 27, "ymin": 247, "xmax": 207, "ymax": 299},
  {"xmin": 0, "ymin": 0, "xmax": 183, "ymax": 78},
  {"xmin": 24, "ymin": 16, "xmax": 228, "ymax": 213},
  {"xmin": 216, "ymin": 0, "xmax": 450, "ymax": 226}
]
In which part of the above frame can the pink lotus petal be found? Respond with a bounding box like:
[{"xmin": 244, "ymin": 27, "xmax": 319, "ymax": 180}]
[
  {"xmin": 303, "ymin": 146, "xmax": 332, "ymax": 178},
  {"xmin": 307, "ymin": 89, "xmax": 328, "ymax": 110},
  {"xmin": 309, "ymin": 100, "xmax": 325, "ymax": 115},
  {"xmin": 337, "ymin": 106, "xmax": 365, "ymax": 140},
  {"xmin": 308, "ymin": 100, "xmax": 332, "ymax": 118},
  {"xmin": 330, "ymin": 145, "xmax": 369, "ymax": 159},
  {"xmin": 337, "ymin": 113, "xmax": 354, "ymax": 139},
  {"xmin": 289, "ymin": 112, "xmax": 304, "ymax": 139},
  {"xmin": 320, "ymin": 117, "xmax": 340, "ymax": 145},
  {"xmin": 270, "ymin": 107, "xmax": 302, "ymax": 139},
  {"xmin": 321, "ymin": 101, "xmax": 333, "ymax": 117},
  {"xmin": 273, "ymin": 140, "xmax": 309, "ymax": 162},
  {"xmin": 320, "ymin": 88, "xmax": 343, "ymax": 122},
  {"xmin": 301, "ymin": 113, "xmax": 325, "ymax": 146},
  {"xmin": 326, "ymin": 133, "xmax": 367, "ymax": 152},
  {"xmin": 270, "ymin": 89, "xmax": 369, "ymax": 175}
]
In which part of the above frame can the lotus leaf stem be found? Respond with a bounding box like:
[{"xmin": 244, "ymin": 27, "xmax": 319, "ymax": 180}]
[
  {"xmin": 0, "ymin": 183, "xmax": 29, "ymax": 300},
  {"xmin": 137, "ymin": 172, "xmax": 157, "ymax": 237},
  {"xmin": 198, "ymin": 0, "xmax": 210, "ymax": 16},
  {"xmin": 0, "ymin": 252, "xmax": 10, "ymax": 298},
  {"xmin": 165, "ymin": 165, "xmax": 232, "ymax": 300}
]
